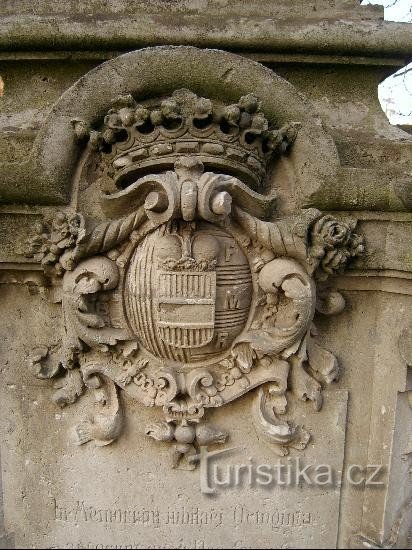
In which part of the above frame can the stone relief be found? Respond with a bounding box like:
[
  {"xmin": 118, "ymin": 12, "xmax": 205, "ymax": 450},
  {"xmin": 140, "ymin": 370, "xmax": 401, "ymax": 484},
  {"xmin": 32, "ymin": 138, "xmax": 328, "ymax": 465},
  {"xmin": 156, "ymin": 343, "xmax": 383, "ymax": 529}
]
[{"xmin": 26, "ymin": 89, "xmax": 364, "ymax": 468}]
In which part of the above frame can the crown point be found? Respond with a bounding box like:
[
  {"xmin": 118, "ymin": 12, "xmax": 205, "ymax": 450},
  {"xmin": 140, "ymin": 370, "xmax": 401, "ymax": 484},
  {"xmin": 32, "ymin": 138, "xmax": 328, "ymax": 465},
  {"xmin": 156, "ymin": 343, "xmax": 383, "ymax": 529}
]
[
  {"xmin": 194, "ymin": 97, "xmax": 213, "ymax": 119},
  {"xmin": 238, "ymin": 93, "xmax": 261, "ymax": 114},
  {"xmin": 102, "ymin": 128, "xmax": 117, "ymax": 144},
  {"xmin": 223, "ymin": 105, "xmax": 241, "ymax": 126},
  {"xmin": 250, "ymin": 112, "xmax": 268, "ymax": 133},
  {"xmin": 150, "ymin": 110, "xmax": 163, "ymax": 126},
  {"xmin": 119, "ymin": 108, "xmax": 136, "ymax": 127},
  {"xmin": 161, "ymin": 98, "xmax": 181, "ymax": 119},
  {"xmin": 104, "ymin": 110, "xmax": 122, "ymax": 130},
  {"xmin": 111, "ymin": 94, "xmax": 136, "ymax": 109},
  {"xmin": 135, "ymin": 106, "xmax": 150, "ymax": 125}
]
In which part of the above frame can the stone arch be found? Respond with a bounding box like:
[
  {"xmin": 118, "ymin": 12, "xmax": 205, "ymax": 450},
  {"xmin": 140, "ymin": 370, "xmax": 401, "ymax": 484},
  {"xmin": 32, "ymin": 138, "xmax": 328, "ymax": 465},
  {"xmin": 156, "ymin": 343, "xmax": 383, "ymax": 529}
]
[{"xmin": 0, "ymin": 46, "xmax": 339, "ymax": 206}]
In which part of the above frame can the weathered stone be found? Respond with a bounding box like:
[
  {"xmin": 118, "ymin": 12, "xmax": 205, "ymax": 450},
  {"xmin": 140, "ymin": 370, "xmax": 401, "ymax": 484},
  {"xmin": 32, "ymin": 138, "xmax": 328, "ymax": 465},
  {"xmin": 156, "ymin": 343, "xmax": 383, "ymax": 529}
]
[{"xmin": 0, "ymin": 2, "xmax": 411, "ymax": 549}]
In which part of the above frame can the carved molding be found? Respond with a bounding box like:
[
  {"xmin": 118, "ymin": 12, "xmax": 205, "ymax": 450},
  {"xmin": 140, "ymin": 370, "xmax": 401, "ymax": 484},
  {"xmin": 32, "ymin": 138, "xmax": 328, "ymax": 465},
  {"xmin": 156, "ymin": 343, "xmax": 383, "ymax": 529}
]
[{"xmin": 26, "ymin": 88, "xmax": 364, "ymax": 468}]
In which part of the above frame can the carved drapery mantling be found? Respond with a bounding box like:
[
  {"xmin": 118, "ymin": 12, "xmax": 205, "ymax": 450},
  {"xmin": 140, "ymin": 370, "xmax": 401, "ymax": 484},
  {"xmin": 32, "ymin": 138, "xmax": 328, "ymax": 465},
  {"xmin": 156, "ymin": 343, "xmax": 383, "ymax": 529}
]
[{"xmin": 26, "ymin": 89, "xmax": 364, "ymax": 468}]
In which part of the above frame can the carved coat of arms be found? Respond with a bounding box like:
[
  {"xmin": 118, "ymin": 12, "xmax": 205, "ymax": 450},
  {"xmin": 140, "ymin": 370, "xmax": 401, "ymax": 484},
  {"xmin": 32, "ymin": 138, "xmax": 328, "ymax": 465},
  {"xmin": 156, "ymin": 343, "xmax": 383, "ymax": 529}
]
[{"xmin": 27, "ymin": 89, "xmax": 364, "ymax": 468}]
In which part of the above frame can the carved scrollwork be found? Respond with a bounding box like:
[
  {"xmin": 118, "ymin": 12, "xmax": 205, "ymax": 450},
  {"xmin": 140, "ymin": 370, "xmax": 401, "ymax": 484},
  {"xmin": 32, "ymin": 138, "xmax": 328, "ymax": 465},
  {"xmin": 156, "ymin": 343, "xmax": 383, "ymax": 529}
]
[
  {"xmin": 61, "ymin": 257, "xmax": 129, "ymax": 367},
  {"xmin": 239, "ymin": 257, "xmax": 316, "ymax": 357},
  {"xmin": 186, "ymin": 369, "xmax": 223, "ymax": 407},
  {"xmin": 74, "ymin": 361, "xmax": 123, "ymax": 446},
  {"xmin": 254, "ymin": 385, "xmax": 310, "ymax": 457},
  {"xmin": 52, "ymin": 369, "xmax": 85, "ymax": 407},
  {"xmin": 27, "ymin": 88, "xmax": 364, "ymax": 468},
  {"xmin": 28, "ymin": 345, "xmax": 62, "ymax": 379}
]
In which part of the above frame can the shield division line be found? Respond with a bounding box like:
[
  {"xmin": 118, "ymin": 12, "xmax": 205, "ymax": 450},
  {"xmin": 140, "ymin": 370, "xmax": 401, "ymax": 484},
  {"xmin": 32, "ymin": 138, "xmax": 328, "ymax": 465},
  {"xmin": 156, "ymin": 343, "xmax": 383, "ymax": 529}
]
[{"xmin": 156, "ymin": 270, "xmax": 216, "ymax": 348}]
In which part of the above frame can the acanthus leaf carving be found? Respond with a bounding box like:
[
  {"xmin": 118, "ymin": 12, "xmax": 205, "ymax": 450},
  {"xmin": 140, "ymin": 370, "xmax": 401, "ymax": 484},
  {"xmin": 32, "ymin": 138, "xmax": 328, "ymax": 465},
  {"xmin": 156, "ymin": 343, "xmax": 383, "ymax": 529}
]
[
  {"xmin": 74, "ymin": 361, "xmax": 123, "ymax": 447},
  {"xmin": 28, "ymin": 345, "xmax": 62, "ymax": 379},
  {"xmin": 26, "ymin": 88, "xmax": 364, "ymax": 468},
  {"xmin": 62, "ymin": 256, "xmax": 128, "ymax": 352},
  {"xmin": 237, "ymin": 257, "xmax": 316, "ymax": 357},
  {"xmin": 254, "ymin": 385, "xmax": 311, "ymax": 457},
  {"xmin": 52, "ymin": 369, "xmax": 85, "ymax": 408}
]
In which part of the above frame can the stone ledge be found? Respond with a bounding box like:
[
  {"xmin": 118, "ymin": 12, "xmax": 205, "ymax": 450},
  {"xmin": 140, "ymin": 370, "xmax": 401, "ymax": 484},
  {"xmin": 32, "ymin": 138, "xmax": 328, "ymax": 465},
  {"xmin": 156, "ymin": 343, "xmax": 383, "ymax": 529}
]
[
  {"xmin": 0, "ymin": 15, "xmax": 411, "ymax": 59},
  {"xmin": 0, "ymin": 50, "xmax": 406, "ymax": 67}
]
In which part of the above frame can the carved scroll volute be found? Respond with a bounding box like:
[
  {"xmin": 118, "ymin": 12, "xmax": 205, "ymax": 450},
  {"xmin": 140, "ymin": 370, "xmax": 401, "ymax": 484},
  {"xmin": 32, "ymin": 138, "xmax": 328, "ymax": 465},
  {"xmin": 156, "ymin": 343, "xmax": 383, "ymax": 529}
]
[
  {"xmin": 259, "ymin": 258, "xmax": 316, "ymax": 353},
  {"xmin": 254, "ymin": 385, "xmax": 310, "ymax": 457},
  {"xmin": 100, "ymin": 171, "xmax": 180, "ymax": 224},
  {"xmin": 62, "ymin": 257, "xmax": 128, "ymax": 361},
  {"xmin": 241, "ymin": 258, "xmax": 316, "ymax": 358}
]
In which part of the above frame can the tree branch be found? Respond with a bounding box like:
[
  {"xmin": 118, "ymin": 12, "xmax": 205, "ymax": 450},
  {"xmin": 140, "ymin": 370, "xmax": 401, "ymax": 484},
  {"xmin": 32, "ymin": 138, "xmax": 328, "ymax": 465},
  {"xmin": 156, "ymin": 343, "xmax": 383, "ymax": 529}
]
[{"xmin": 393, "ymin": 66, "xmax": 412, "ymax": 79}]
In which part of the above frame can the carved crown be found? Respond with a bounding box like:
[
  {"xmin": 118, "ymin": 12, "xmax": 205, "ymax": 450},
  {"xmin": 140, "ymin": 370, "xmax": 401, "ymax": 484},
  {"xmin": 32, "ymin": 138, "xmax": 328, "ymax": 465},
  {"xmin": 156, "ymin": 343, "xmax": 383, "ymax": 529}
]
[{"xmin": 73, "ymin": 89, "xmax": 300, "ymax": 189}]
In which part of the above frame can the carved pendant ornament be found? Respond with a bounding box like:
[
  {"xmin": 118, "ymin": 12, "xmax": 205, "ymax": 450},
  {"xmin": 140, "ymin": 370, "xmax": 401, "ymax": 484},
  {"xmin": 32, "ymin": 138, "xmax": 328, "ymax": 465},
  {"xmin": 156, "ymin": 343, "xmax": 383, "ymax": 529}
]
[{"xmin": 26, "ymin": 89, "xmax": 364, "ymax": 468}]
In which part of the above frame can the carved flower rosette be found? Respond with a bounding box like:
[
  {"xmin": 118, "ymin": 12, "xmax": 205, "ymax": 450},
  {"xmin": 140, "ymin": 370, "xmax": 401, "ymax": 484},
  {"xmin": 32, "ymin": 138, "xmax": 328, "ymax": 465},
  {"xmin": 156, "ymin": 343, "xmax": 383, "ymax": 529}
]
[{"xmin": 26, "ymin": 90, "xmax": 364, "ymax": 468}]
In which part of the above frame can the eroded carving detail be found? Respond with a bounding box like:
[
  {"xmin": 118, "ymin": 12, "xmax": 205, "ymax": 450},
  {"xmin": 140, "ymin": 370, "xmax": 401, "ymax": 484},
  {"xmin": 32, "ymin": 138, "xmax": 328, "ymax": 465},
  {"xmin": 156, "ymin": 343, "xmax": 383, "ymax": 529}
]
[{"xmin": 28, "ymin": 90, "xmax": 364, "ymax": 465}]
